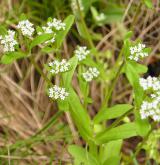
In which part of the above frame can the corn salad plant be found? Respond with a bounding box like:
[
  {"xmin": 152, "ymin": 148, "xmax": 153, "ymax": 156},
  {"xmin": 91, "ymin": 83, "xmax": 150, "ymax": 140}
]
[{"xmin": 0, "ymin": 1, "xmax": 158, "ymax": 164}]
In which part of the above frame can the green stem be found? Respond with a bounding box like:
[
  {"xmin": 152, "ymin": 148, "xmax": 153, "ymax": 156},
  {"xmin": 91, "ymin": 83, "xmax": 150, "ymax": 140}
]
[
  {"xmin": 83, "ymin": 82, "xmax": 89, "ymax": 108},
  {"xmin": 100, "ymin": 46, "xmax": 125, "ymax": 109},
  {"xmin": 130, "ymin": 2, "xmax": 142, "ymax": 30},
  {"xmin": 127, "ymin": 122, "xmax": 157, "ymax": 164},
  {"xmin": 134, "ymin": 122, "xmax": 156, "ymax": 156},
  {"xmin": 105, "ymin": 108, "xmax": 133, "ymax": 132},
  {"xmin": 101, "ymin": 61, "xmax": 125, "ymax": 109},
  {"xmin": 29, "ymin": 55, "xmax": 80, "ymax": 145},
  {"xmin": 96, "ymin": 108, "xmax": 133, "ymax": 139},
  {"xmin": 76, "ymin": 0, "xmax": 94, "ymax": 48},
  {"xmin": 29, "ymin": 56, "xmax": 52, "ymax": 86},
  {"xmin": 89, "ymin": 141, "xmax": 98, "ymax": 158},
  {"xmin": 34, "ymin": 111, "xmax": 63, "ymax": 137}
]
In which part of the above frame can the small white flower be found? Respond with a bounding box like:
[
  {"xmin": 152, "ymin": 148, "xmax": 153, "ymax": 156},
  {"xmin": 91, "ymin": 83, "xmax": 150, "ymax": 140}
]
[
  {"xmin": 140, "ymin": 100, "xmax": 160, "ymax": 121},
  {"xmin": 37, "ymin": 18, "xmax": 64, "ymax": 42},
  {"xmin": 49, "ymin": 59, "xmax": 70, "ymax": 74},
  {"xmin": 128, "ymin": 43, "xmax": 148, "ymax": 61},
  {"xmin": 140, "ymin": 75, "xmax": 160, "ymax": 121},
  {"xmin": 83, "ymin": 72, "xmax": 93, "ymax": 82},
  {"xmin": 74, "ymin": 46, "xmax": 90, "ymax": 61},
  {"xmin": 139, "ymin": 76, "xmax": 160, "ymax": 91},
  {"xmin": 17, "ymin": 20, "xmax": 35, "ymax": 37},
  {"xmin": 42, "ymin": 26, "xmax": 53, "ymax": 34},
  {"xmin": 82, "ymin": 67, "xmax": 99, "ymax": 82},
  {"xmin": 0, "ymin": 30, "xmax": 18, "ymax": 52},
  {"xmin": 47, "ymin": 18, "xmax": 65, "ymax": 31},
  {"xmin": 48, "ymin": 85, "xmax": 69, "ymax": 100},
  {"xmin": 88, "ymin": 67, "xmax": 100, "ymax": 77}
]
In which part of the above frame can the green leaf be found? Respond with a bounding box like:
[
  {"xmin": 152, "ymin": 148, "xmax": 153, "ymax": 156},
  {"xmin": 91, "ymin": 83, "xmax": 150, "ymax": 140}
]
[
  {"xmin": 57, "ymin": 99, "xmax": 69, "ymax": 111},
  {"xmin": 124, "ymin": 62, "xmax": 144, "ymax": 107},
  {"xmin": 99, "ymin": 140, "xmax": 122, "ymax": 165},
  {"xmin": 144, "ymin": 0, "xmax": 153, "ymax": 9},
  {"xmin": 93, "ymin": 104, "xmax": 133, "ymax": 124},
  {"xmin": 91, "ymin": 6, "xmax": 99, "ymax": 19},
  {"xmin": 76, "ymin": 21, "xmax": 87, "ymax": 39},
  {"xmin": 1, "ymin": 52, "xmax": 27, "ymax": 64},
  {"xmin": 55, "ymin": 15, "xmax": 75, "ymax": 49},
  {"xmin": 68, "ymin": 88, "xmax": 93, "ymax": 142},
  {"xmin": 0, "ymin": 25, "xmax": 7, "ymax": 35},
  {"xmin": 34, "ymin": 111, "xmax": 63, "ymax": 136},
  {"xmin": 20, "ymin": 13, "xmax": 27, "ymax": 20},
  {"xmin": 58, "ymin": 56, "xmax": 78, "ymax": 112},
  {"xmin": 41, "ymin": 46, "xmax": 55, "ymax": 53},
  {"xmin": 81, "ymin": 0, "xmax": 97, "ymax": 14},
  {"xmin": 124, "ymin": 62, "xmax": 151, "ymax": 137},
  {"xmin": 30, "ymin": 33, "xmax": 53, "ymax": 49},
  {"xmin": 128, "ymin": 61, "xmax": 148, "ymax": 74},
  {"xmin": 68, "ymin": 145, "xmax": 99, "ymax": 165},
  {"xmin": 124, "ymin": 31, "xmax": 133, "ymax": 41},
  {"xmin": 95, "ymin": 123, "xmax": 138, "ymax": 145},
  {"xmin": 102, "ymin": 3, "xmax": 124, "ymax": 23},
  {"xmin": 90, "ymin": 6, "xmax": 106, "ymax": 26},
  {"xmin": 135, "ymin": 116, "xmax": 151, "ymax": 137},
  {"xmin": 61, "ymin": 56, "xmax": 92, "ymax": 141}
]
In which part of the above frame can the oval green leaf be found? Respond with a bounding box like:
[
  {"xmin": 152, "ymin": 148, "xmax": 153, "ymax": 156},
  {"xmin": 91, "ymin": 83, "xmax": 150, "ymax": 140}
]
[
  {"xmin": 1, "ymin": 52, "xmax": 27, "ymax": 64},
  {"xmin": 93, "ymin": 104, "xmax": 133, "ymax": 124},
  {"xmin": 30, "ymin": 33, "xmax": 53, "ymax": 49}
]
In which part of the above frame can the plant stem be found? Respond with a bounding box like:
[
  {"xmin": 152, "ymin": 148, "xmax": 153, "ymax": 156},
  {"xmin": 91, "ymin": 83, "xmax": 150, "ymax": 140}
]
[
  {"xmin": 29, "ymin": 55, "xmax": 80, "ymax": 145},
  {"xmin": 101, "ymin": 61, "xmax": 125, "ymax": 109},
  {"xmin": 76, "ymin": 0, "xmax": 94, "ymax": 49},
  {"xmin": 134, "ymin": 122, "xmax": 157, "ymax": 156},
  {"xmin": 130, "ymin": 2, "xmax": 142, "ymax": 30},
  {"xmin": 65, "ymin": 111, "xmax": 81, "ymax": 145},
  {"xmin": 105, "ymin": 108, "xmax": 133, "ymax": 132},
  {"xmin": 29, "ymin": 56, "xmax": 52, "ymax": 86},
  {"xmin": 100, "ymin": 46, "xmax": 125, "ymax": 109},
  {"xmin": 127, "ymin": 122, "xmax": 157, "ymax": 164},
  {"xmin": 34, "ymin": 111, "xmax": 63, "ymax": 137},
  {"xmin": 95, "ymin": 108, "xmax": 133, "ymax": 139},
  {"xmin": 89, "ymin": 141, "xmax": 98, "ymax": 158}
]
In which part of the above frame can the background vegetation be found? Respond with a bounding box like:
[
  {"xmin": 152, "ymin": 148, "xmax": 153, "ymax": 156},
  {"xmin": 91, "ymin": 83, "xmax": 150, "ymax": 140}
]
[{"xmin": 0, "ymin": 0, "xmax": 159, "ymax": 164}]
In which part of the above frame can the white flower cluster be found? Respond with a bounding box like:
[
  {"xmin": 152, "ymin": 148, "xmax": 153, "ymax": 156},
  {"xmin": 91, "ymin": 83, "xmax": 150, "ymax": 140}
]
[
  {"xmin": 47, "ymin": 59, "xmax": 70, "ymax": 101},
  {"xmin": 140, "ymin": 76, "xmax": 160, "ymax": 121},
  {"xmin": 38, "ymin": 18, "xmax": 65, "ymax": 35},
  {"xmin": 38, "ymin": 18, "xmax": 66, "ymax": 35},
  {"xmin": 37, "ymin": 18, "xmax": 65, "ymax": 44},
  {"xmin": 74, "ymin": 46, "xmax": 90, "ymax": 61},
  {"xmin": 48, "ymin": 59, "xmax": 70, "ymax": 74},
  {"xmin": 17, "ymin": 20, "xmax": 35, "ymax": 37},
  {"xmin": 140, "ymin": 76, "xmax": 160, "ymax": 91},
  {"xmin": 48, "ymin": 85, "xmax": 69, "ymax": 100},
  {"xmin": 39, "ymin": 26, "xmax": 53, "ymax": 34},
  {"xmin": 0, "ymin": 30, "xmax": 18, "ymax": 52},
  {"xmin": 140, "ymin": 98, "xmax": 160, "ymax": 121},
  {"xmin": 47, "ymin": 18, "xmax": 66, "ymax": 31},
  {"xmin": 129, "ymin": 43, "xmax": 148, "ymax": 61},
  {"xmin": 82, "ymin": 67, "xmax": 99, "ymax": 82}
]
